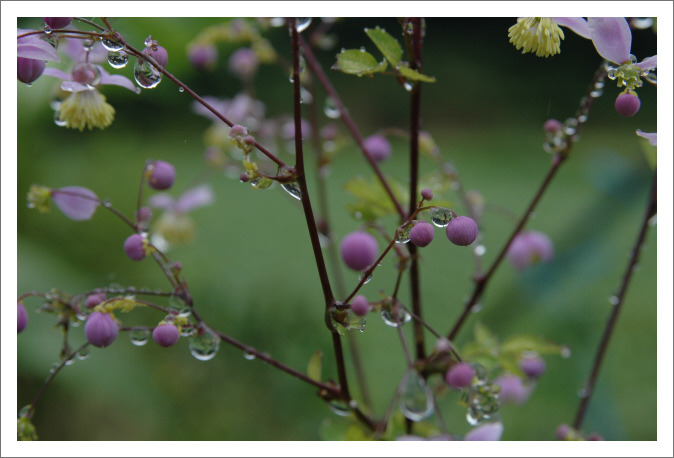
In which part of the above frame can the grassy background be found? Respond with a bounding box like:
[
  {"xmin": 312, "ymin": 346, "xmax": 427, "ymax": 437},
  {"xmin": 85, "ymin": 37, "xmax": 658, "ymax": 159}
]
[{"xmin": 16, "ymin": 17, "xmax": 657, "ymax": 441}]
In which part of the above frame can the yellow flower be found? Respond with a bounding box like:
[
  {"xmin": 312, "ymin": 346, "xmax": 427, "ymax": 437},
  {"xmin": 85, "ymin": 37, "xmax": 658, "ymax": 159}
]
[
  {"xmin": 56, "ymin": 89, "xmax": 115, "ymax": 131},
  {"xmin": 508, "ymin": 18, "xmax": 564, "ymax": 58}
]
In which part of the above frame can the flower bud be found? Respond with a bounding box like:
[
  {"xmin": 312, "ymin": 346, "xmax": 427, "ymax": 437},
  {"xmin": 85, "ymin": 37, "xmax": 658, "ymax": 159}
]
[
  {"xmin": 363, "ymin": 134, "xmax": 391, "ymax": 162},
  {"xmin": 18, "ymin": 302, "xmax": 28, "ymax": 333},
  {"xmin": 420, "ymin": 188, "xmax": 433, "ymax": 201},
  {"xmin": 409, "ymin": 221, "xmax": 435, "ymax": 247},
  {"xmin": 142, "ymin": 44, "xmax": 168, "ymax": 68},
  {"xmin": 555, "ymin": 424, "xmax": 572, "ymax": 440},
  {"xmin": 153, "ymin": 323, "xmax": 180, "ymax": 347},
  {"xmin": 543, "ymin": 118, "xmax": 563, "ymax": 133},
  {"xmin": 494, "ymin": 373, "xmax": 532, "ymax": 405},
  {"xmin": 84, "ymin": 312, "xmax": 119, "ymax": 348},
  {"xmin": 17, "ymin": 57, "xmax": 45, "ymax": 84},
  {"xmin": 43, "ymin": 17, "xmax": 73, "ymax": 29},
  {"xmin": 445, "ymin": 216, "xmax": 478, "ymax": 246},
  {"xmin": 615, "ymin": 92, "xmax": 641, "ymax": 117},
  {"xmin": 445, "ymin": 362, "xmax": 475, "ymax": 388},
  {"xmin": 340, "ymin": 231, "xmax": 378, "ymax": 271},
  {"xmin": 228, "ymin": 48, "xmax": 259, "ymax": 80},
  {"xmin": 520, "ymin": 354, "xmax": 546, "ymax": 379},
  {"xmin": 85, "ymin": 292, "xmax": 107, "ymax": 309},
  {"xmin": 350, "ymin": 295, "xmax": 370, "ymax": 316},
  {"xmin": 124, "ymin": 234, "xmax": 147, "ymax": 261},
  {"xmin": 188, "ymin": 43, "xmax": 218, "ymax": 71},
  {"xmin": 464, "ymin": 422, "xmax": 504, "ymax": 441},
  {"xmin": 147, "ymin": 160, "xmax": 175, "ymax": 190},
  {"xmin": 506, "ymin": 230, "xmax": 554, "ymax": 271}
]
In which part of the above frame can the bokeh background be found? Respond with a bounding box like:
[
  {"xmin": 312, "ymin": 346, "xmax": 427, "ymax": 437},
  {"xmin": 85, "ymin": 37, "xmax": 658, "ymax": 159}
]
[{"xmin": 16, "ymin": 17, "xmax": 658, "ymax": 441}]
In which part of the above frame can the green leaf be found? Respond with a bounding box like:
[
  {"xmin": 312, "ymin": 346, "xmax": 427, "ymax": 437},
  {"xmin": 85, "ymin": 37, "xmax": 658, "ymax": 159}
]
[
  {"xmin": 501, "ymin": 334, "xmax": 566, "ymax": 356},
  {"xmin": 365, "ymin": 26, "xmax": 403, "ymax": 66},
  {"xmin": 307, "ymin": 350, "xmax": 323, "ymax": 382},
  {"xmin": 332, "ymin": 49, "xmax": 387, "ymax": 77},
  {"xmin": 396, "ymin": 65, "xmax": 436, "ymax": 83},
  {"xmin": 344, "ymin": 175, "xmax": 407, "ymax": 221}
]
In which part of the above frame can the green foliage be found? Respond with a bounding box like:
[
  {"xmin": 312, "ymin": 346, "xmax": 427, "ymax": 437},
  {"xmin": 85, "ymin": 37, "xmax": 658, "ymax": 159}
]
[
  {"xmin": 364, "ymin": 26, "xmax": 403, "ymax": 67},
  {"xmin": 344, "ymin": 175, "xmax": 407, "ymax": 221},
  {"xmin": 332, "ymin": 49, "xmax": 387, "ymax": 77},
  {"xmin": 307, "ymin": 350, "xmax": 323, "ymax": 382}
]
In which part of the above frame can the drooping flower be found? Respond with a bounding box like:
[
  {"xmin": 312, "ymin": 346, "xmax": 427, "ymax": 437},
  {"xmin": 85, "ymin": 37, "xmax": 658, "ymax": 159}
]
[
  {"xmin": 508, "ymin": 18, "xmax": 591, "ymax": 57},
  {"xmin": 17, "ymin": 28, "xmax": 60, "ymax": 84},
  {"xmin": 27, "ymin": 185, "xmax": 99, "ymax": 221}
]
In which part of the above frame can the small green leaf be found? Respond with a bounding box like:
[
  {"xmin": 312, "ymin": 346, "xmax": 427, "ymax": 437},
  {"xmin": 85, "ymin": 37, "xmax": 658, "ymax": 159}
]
[
  {"xmin": 333, "ymin": 49, "xmax": 387, "ymax": 77},
  {"xmin": 307, "ymin": 350, "xmax": 323, "ymax": 382},
  {"xmin": 501, "ymin": 335, "xmax": 566, "ymax": 356},
  {"xmin": 365, "ymin": 26, "xmax": 403, "ymax": 66},
  {"xmin": 396, "ymin": 65, "xmax": 436, "ymax": 83},
  {"xmin": 344, "ymin": 175, "xmax": 407, "ymax": 221}
]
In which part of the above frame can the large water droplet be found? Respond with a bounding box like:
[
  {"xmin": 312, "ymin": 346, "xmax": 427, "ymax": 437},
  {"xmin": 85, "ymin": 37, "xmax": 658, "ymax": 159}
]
[
  {"xmin": 129, "ymin": 328, "xmax": 150, "ymax": 346},
  {"xmin": 399, "ymin": 369, "xmax": 434, "ymax": 422},
  {"xmin": 381, "ymin": 306, "xmax": 412, "ymax": 327},
  {"xmin": 134, "ymin": 58, "xmax": 162, "ymax": 89},
  {"xmin": 295, "ymin": 18, "xmax": 313, "ymax": 32},
  {"xmin": 169, "ymin": 295, "xmax": 192, "ymax": 317},
  {"xmin": 323, "ymin": 97, "xmax": 341, "ymax": 119},
  {"xmin": 243, "ymin": 351, "xmax": 256, "ymax": 360},
  {"xmin": 101, "ymin": 37, "xmax": 125, "ymax": 52},
  {"xmin": 107, "ymin": 50, "xmax": 129, "ymax": 69},
  {"xmin": 359, "ymin": 271, "xmax": 373, "ymax": 284},
  {"xmin": 281, "ymin": 182, "xmax": 302, "ymax": 200},
  {"xmin": 189, "ymin": 329, "xmax": 220, "ymax": 361},
  {"xmin": 76, "ymin": 348, "xmax": 90, "ymax": 360},
  {"xmin": 395, "ymin": 222, "xmax": 413, "ymax": 244},
  {"xmin": 328, "ymin": 399, "xmax": 351, "ymax": 416},
  {"xmin": 430, "ymin": 207, "xmax": 454, "ymax": 227}
]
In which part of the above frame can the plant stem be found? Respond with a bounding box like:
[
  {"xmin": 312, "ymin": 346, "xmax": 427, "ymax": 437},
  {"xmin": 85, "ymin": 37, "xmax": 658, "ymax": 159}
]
[{"xmin": 573, "ymin": 168, "xmax": 657, "ymax": 430}]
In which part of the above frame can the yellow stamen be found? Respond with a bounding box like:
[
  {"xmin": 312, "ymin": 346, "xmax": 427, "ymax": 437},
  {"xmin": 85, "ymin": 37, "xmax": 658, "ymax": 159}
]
[
  {"xmin": 57, "ymin": 89, "xmax": 115, "ymax": 131},
  {"xmin": 508, "ymin": 18, "xmax": 565, "ymax": 58}
]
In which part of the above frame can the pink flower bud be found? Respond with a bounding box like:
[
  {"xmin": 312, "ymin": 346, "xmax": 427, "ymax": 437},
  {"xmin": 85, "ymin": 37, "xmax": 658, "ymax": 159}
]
[
  {"xmin": 147, "ymin": 160, "xmax": 176, "ymax": 190},
  {"xmin": 555, "ymin": 424, "xmax": 572, "ymax": 440},
  {"xmin": 544, "ymin": 118, "xmax": 563, "ymax": 133},
  {"xmin": 17, "ymin": 57, "xmax": 45, "ymax": 84},
  {"xmin": 350, "ymin": 295, "xmax": 370, "ymax": 316},
  {"xmin": 43, "ymin": 17, "xmax": 73, "ymax": 29},
  {"xmin": 228, "ymin": 48, "xmax": 259, "ymax": 80},
  {"xmin": 340, "ymin": 231, "xmax": 378, "ymax": 271},
  {"xmin": 153, "ymin": 323, "xmax": 180, "ymax": 347},
  {"xmin": 363, "ymin": 134, "xmax": 392, "ymax": 162},
  {"xmin": 409, "ymin": 221, "xmax": 435, "ymax": 247},
  {"xmin": 445, "ymin": 362, "xmax": 475, "ymax": 388},
  {"xmin": 420, "ymin": 188, "xmax": 433, "ymax": 201},
  {"xmin": 445, "ymin": 216, "xmax": 478, "ymax": 246},
  {"xmin": 124, "ymin": 234, "xmax": 147, "ymax": 261},
  {"xmin": 84, "ymin": 312, "xmax": 119, "ymax": 348},
  {"xmin": 85, "ymin": 292, "xmax": 107, "ymax": 309},
  {"xmin": 520, "ymin": 355, "xmax": 546, "ymax": 379},
  {"xmin": 188, "ymin": 43, "xmax": 218, "ymax": 71},
  {"xmin": 18, "ymin": 302, "xmax": 28, "ymax": 333},
  {"xmin": 615, "ymin": 92, "xmax": 641, "ymax": 117},
  {"xmin": 142, "ymin": 45, "xmax": 168, "ymax": 68},
  {"xmin": 494, "ymin": 373, "xmax": 532, "ymax": 405},
  {"xmin": 507, "ymin": 230, "xmax": 554, "ymax": 271},
  {"xmin": 464, "ymin": 422, "xmax": 503, "ymax": 441}
]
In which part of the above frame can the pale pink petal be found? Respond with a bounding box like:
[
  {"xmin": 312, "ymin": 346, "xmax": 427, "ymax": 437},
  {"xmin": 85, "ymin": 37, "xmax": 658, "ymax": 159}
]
[
  {"xmin": 465, "ymin": 422, "xmax": 504, "ymax": 441},
  {"xmin": 636, "ymin": 130, "xmax": 657, "ymax": 146},
  {"xmin": 99, "ymin": 69, "xmax": 140, "ymax": 93},
  {"xmin": 175, "ymin": 185, "xmax": 214, "ymax": 213},
  {"xmin": 17, "ymin": 29, "xmax": 60, "ymax": 62},
  {"xmin": 637, "ymin": 55, "xmax": 657, "ymax": 71},
  {"xmin": 51, "ymin": 186, "xmax": 99, "ymax": 221},
  {"xmin": 42, "ymin": 67, "xmax": 71, "ymax": 80},
  {"xmin": 147, "ymin": 193, "xmax": 176, "ymax": 211},
  {"xmin": 553, "ymin": 17, "xmax": 591, "ymax": 39},
  {"xmin": 588, "ymin": 17, "xmax": 632, "ymax": 64}
]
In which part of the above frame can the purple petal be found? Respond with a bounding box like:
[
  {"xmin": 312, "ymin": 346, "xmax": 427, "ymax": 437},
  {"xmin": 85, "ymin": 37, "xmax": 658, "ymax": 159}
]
[
  {"xmin": 588, "ymin": 17, "xmax": 632, "ymax": 64},
  {"xmin": 60, "ymin": 80, "xmax": 90, "ymax": 93},
  {"xmin": 99, "ymin": 67, "xmax": 140, "ymax": 93},
  {"xmin": 147, "ymin": 193, "xmax": 176, "ymax": 211},
  {"xmin": 637, "ymin": 55, "xmax": 657, "ymax": 72},
  {"xmin": 17, "ymin": 29, "xmax": 60, "ymax": 62},
  {"xmin": 175, "ymin": 185, "xmax": 214, "ymax": 213},
  {"xmin": 465, "ymin": 422, "xmax": 504, "ymax": 441},
  {"xmin": 636, "ymin": 130, "xmax": 657, "ymax": 146},
  {"xmin": 51, "ymin": 186, "xmax": 99, "ymax": 221},
  {"xmin": 42, "ymin": 67, "xmax": 71, "ymax": 80},
  {"xmin": 553, "ymin": 17, "xmax": 591, "ymax": 39}
]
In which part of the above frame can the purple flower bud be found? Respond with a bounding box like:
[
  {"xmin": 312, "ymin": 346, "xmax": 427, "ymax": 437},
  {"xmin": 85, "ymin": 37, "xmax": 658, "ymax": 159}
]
[
  {"xmin": 507, "ymin": 230, "xmax": 554, "ymax": 271},
  {"xmin": 420, "ymin": 188, "xmax": 433, "ymax": 201},
  {"xmin": 136, "ymin": 206, "xmax": 153, "ymax": 227},
  {"xmin": 142, "ymin": 45, "xmax": 168, "ymax": 68},
  {"xmin": 242, "ymin": 135, "xmax": 256, "ymax": 147},
  {"xmin": 229, "ymin": 124, "xmax": 248, "ymax": 138},
  {"xmin": 350, "ymin": 295, "xmax": 370, "ymax": 316},
  {"xmin": 124, "ymin": 234, "xmax": 147, "ymax": 261},
  {"xmin": 615, "ymin": 92, "xmax": 641, "ymax": 117},
  {"xmin": 434, "ymin": 337, "xmax": 452, "ymax": 353},
  {"xmin": 188, "ymin": 43, "xmax": 218, "ymax": 71},
  {"xmin": 147, "ymin": 160, "xmax": 176, "ymax": 190},
  {"xmin": 586, "ymin": 432, "xmax": 604, "ymax": 441},
  {"xmin": 445, "ymin": 362, "xmax": 475, "ymax": 388},
  {"xmin": 340, "ymin": 231, "xmax": 378, "ymax": 271},
  {"xmin": 228, "ymin": 48, "xmax": 259, "ymax": 80},
  {"xmin": 445, "ymin": 216, "xmax": 478, "ymax": 246},
  {"xmin": 555, "ymin": 424, "xmax": 572, "ymax": 440},
  {"xmin": 363, "ymin": 134, "xmax": 392, "ymax": 162},
  {"xmin": 51, "ymin": 186, "xmax": 99, "ymax": 221},
  {"xmin": 239, "ymin": 172, "xmax": 250, "ymax": 182},
  {"xmin": 17, "ymin": 57, "xmax": 45, "ymax": 84},
  {"xmin": 84, "ymin": 312, "xmax": 119, "ymax": 348},
  {"xmin": 520, "ymin": 355, "xmax": 546, "ymax": 379},
  {"xmin": 464, "ymin": 422, "xmax": 504, "ymax": 441},
  {"xmin": 320, "ymin": 123, "xmax": 339, "ymax": 141},
  {"xmin": 18, "ymin": 302, "xmax": 28, "ymax": 333},
  {"xmin": 153, "ymin": 323, "xmax": 180, "ymax": 347},
  {"xmin": 494, "ymin": 373, "xmax": 533, "ymax": 405},
  {"xmin": 43, "ymin": 17, "xmax": 73, "ymax": 29},
  {"xmin": 85, "ymin": 292, "xmax": 107, "ymax": 309},
  {"xmin": 409, "ymin": 222, "xmax": 435, "ymax": 247},
  {"xmin": 544, "ymin": 118, "xmax": 563, "ymax": 133}
]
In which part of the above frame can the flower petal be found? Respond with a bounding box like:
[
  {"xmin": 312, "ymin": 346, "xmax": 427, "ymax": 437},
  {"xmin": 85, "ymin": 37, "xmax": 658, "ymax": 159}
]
[
  {"xmin": 99, "ymin": 67, "xmax": 140, "ymax": 93},
  {"xmin": 637, "ymin": 55, "xmax": 657, "ymax": 71},
  {"xmin": 636, "ymin": 130, "xmax": 657, "ymax": 146},
  {"xmin": 147, "ymin": 193, "xmax": 176, "ymax": 211},
  {"xmin": 51, "ymin": 186, "xmax": 99, "ymax": 220},
  {"xmin": 465, "ymin": 422, "xmax": 504, "ymax": 441},
  {"xmin": 42, "ymin": 67, "xmax": 71, "ymax": 80},
  {"xmin": 588, "ymin": 17, "xmax": 632, "ymax": 64},
  {"xmin": 175, "ymin": 185, "xmax": 214, "ymax": 213},
  {"xmin": 553, "ymin": 17, "xmax": 591, "ymax": 39},
  {"xmin": 17, "ymin": 29, "xmax": 60, "ymax": 62}
]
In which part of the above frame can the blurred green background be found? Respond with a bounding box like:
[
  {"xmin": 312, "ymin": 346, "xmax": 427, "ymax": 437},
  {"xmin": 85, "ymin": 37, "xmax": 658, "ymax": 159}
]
[{"xmin": 17, "ymin": 18, "xmax": 657, "ymax": 441}]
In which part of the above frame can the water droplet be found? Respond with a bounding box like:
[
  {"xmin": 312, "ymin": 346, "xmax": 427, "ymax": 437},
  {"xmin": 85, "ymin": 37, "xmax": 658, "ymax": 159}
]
[
  {"xmin": 281, "ymin": 182, "xmax": 302, "ymax": 200},
  {"xmin": 19, "ymin": 405, "xmax": 33, "ymax": 418},
  {"xmin": 101, "ymin": 37, "xmax": 125, "ymax": 52},
  {"xmin": 395, "ymin": 222, "xmax": 414, "ymax": 244},
  {"xmin": 608, "ymin": 295, "xmax": 620, "ymax": 306},
  {"xmin": 629, "ymin": 54, "xmax": 638, "ymax": 64},
  {"xmin": 243, "ymin": 351, "xmax": 256, "ymax": 360},
  {"xmin": 328, "ymin": 399, "xmax": 350, "ymax": 416},
  {"xmin": 590, "ymin": 88, "xmax": 603, "ymax": 98},
  {"xmin": 323, "ymin": 97, "xmax": 340, "ymax": 119},
  {"xmin": 578, "ymin": 113, "xmax": 588, "ymax": 123},
  {"xmin": 129, "ymin": 328, "xmax": 150, "ymax": 346},
  {"xmin": 49, "ymin": 363, "xmax": 59, "ymax": 374},
  {"xmin": 470, "ymin": 302, "xmax": 482, "ymax": 314},
  {"xmin": 403, "ymin": 81, "xmax": 414, "ymax": 92},
  {"xmin": 430, "ymin": 207, "xmax": 454, "ymax": 227},
  {"xmin": 107, "ymin": 50, "xmax": 129, "ymax": 69},
  {"xmin": 473, "ymin": 244, "xmax": 486, "ymax": 256},
  {"xmin": 359, "ymin": 46, "xmax": 366, "ymax": 52},
  {"xmin": 381, "ymin": 306, "xmax": 412, "ymax": 327},
  {"xmin": 26, "ymin": 83, "xmax": 32, "ymax": 88},
  {"xmin": 43, "ymin": 25, "xmax": 52, "ymax": 34},
  {"xmin": 270, "ymin": 17, "xmax": 285, "ymax": 27},
  {"xmin": 169, "ymin": 295, "xmax": 192, "ymax": 317},
  {"xmin": 76, "ymin": 348, "xmax": 90, "ymax": 360},
  {"xmin": 189, "ymin": 329, "xmax": 220, "ymax": 361},
  {"xmin": 648, "ymin": 215, "xmax": 657, "ymax": 226},
  {"xmin": 144, "ymin": 35, "xmax": 155, "ymax": 47},
  {"xmin": 134, "ymin": 58, "xmax": 162, "ymax": 89},
  {"xmin": 295, "ymin": 18, "xmax": 313, "ymax": 33},
  {"xmin": 399, "ymin": 369, "xmax": 434, "ymax": 422},
  {"xmin": 561, "ymin": 346, "xmax": 572, "ymax": 358},
  {"xmin": 359, "ymin": 271, "xmax": 373, "ymax": 285}
]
